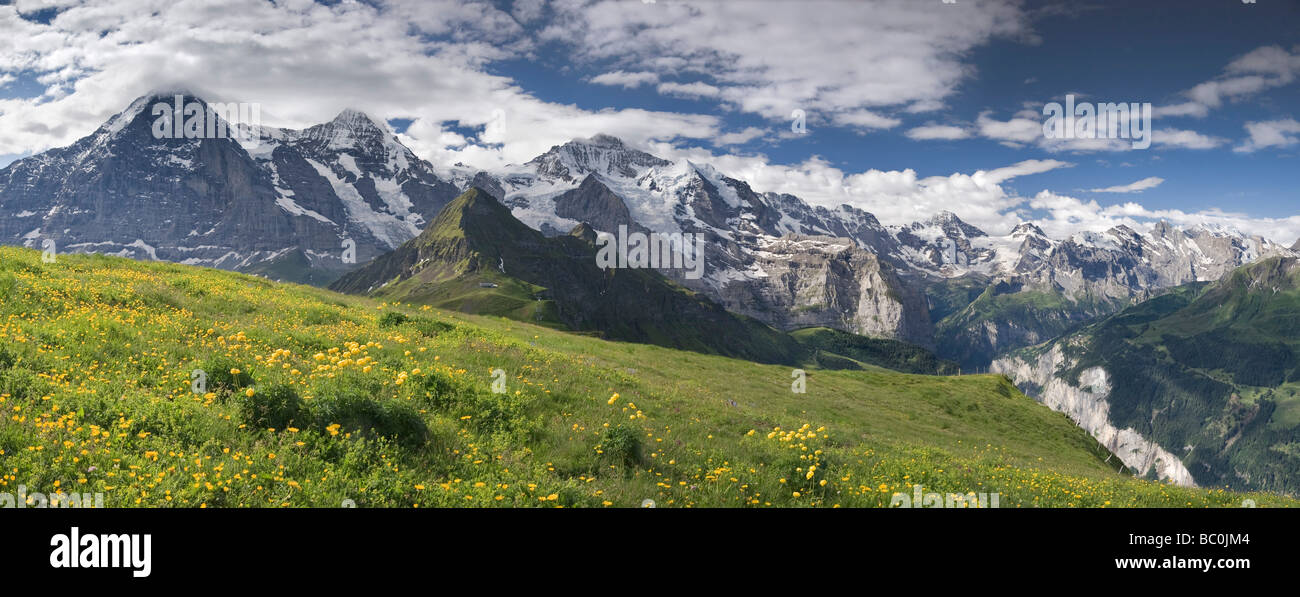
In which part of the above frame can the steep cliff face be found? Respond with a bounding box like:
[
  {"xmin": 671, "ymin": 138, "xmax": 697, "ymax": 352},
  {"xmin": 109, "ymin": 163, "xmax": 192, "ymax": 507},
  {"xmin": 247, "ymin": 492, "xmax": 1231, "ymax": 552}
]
[
  {"xmin": 992, "ymin": 343, "xmax": 1195, "ymax": 486},
  {"xmin": 713, "ymin": 235, "xmax": 931, "ymax": 343},
  {"xmin": 0, "ymin": 94, "xmax": 300, "ymax": 269}
]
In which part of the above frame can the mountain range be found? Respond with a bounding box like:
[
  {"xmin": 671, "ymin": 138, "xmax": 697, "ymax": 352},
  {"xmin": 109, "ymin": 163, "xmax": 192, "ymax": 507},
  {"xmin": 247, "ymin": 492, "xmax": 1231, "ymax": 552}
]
[
  {"xmin": 4, "ymin": 93, "xmax": 1291, "ymax": 369},
  {"xmin": 0, "ymin": 93, "xmax": 460, "ymax": 285}
]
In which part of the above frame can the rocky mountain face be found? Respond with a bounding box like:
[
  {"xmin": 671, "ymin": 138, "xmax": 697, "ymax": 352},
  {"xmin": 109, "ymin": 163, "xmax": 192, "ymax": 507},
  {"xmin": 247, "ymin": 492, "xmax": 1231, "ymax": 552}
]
[
  {"xmin": 714, "ymin": 234, "xmax": 931, "ymax": 341},
  {"xmin": 246, "ymin": 107, "xmax": 461, "ymax": 269},
  {"xmin": 993, "ymin": 340, "xmax": 1197, "ymax": 487},
  {"xmin": 0, "ymin": 93, "xmax": 459, "ymax": 284},
  {"xmin": 993, "ymin": 257, "xmax": 1300, "ymax": 493}
]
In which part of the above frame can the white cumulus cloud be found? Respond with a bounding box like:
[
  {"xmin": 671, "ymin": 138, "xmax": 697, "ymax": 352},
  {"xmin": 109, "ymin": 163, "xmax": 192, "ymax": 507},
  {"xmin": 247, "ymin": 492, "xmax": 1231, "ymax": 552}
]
[{"xmin": 1085, "ymin": 176, "xmax": 1165, "ymax": 194}]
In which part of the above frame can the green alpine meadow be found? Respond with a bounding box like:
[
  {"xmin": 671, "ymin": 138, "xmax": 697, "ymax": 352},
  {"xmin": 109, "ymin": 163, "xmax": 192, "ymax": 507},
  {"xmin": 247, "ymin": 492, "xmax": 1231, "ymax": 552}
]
[{"xmin": 1, "ymin": 243, "xmax": 1292, "ymax": 507}]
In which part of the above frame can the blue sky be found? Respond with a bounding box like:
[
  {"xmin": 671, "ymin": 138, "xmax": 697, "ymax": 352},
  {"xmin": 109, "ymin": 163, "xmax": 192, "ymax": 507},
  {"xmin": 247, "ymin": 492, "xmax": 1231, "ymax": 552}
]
[
  {"xmin": 482, "ymin": 0, "xmax": 1300, "ymax": 223},
  {"xmin": 1, "ymin": 0, "xmax": 1297, "ymax": 240}
]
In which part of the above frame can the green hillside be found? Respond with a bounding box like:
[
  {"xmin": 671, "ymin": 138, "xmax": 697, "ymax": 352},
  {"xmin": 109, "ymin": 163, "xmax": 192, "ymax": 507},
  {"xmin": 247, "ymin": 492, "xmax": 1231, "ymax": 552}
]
[
  {"xmin": 932, "ymin": 277, "xmax": 1121, "ymax": 369},
  {"xmin": 0, "ymin": 245, "xmax": 1291, "ymax": 507},
  {"xmin": 330, "ymin": 188, "xmax": 804, "ymax": 365},
  {"xmin": 790, "ymin": 327, "xmax": 959, "ymax": 375},
  {"xmin": 1048, "ymin": 257, "xmax": 1300, "ymax": 493}
]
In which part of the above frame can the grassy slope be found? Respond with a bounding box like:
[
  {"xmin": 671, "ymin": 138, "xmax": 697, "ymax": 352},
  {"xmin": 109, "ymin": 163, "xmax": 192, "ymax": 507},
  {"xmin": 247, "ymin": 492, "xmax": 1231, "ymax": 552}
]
[
  {"xmin": 789, "ymin": 327, "xmax": 959, "ymax": 375},
  {"xmin": 381, "ymin": 270, "xmax": 561, "ymax": 328},
  {"xmin": 0, "ymin": 246, "xmax": 1291, "ymax": 507}
]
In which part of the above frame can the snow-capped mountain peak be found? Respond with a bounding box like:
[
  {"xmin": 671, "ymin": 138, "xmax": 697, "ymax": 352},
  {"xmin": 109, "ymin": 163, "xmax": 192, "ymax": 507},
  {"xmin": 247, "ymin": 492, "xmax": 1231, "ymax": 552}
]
[
  {"xmin": 101, "ymin": 94, "xmax": 157, "ymax": 137},
  {"xmin": 0, "ymin": 93, "xmax": 460, "ymax": 284},
  {"xmin": 922, "ymin": 210, "xmax": 987, "ymax": 239},
  {"xmin": 526, "ymin": 134, "xmax": 669, "ymax": 182},
  {"xmin": 1009, "ymin": 222, "xmax": 1046, "ymax": 238},
  {"xmin": 330, "ymin": 108, "xmax": 383, "ymax": 127}
]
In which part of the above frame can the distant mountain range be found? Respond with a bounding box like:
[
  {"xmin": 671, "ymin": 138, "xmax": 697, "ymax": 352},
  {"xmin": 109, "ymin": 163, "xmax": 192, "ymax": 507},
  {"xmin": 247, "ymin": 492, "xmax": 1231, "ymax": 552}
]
[
  {"xmin": 442, "ymin": 133, "xmax": 1296, "ymax": 369},
  {"xmin": 1, "ymin": 93, "xmax": 1293, "ymax": 367}
]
